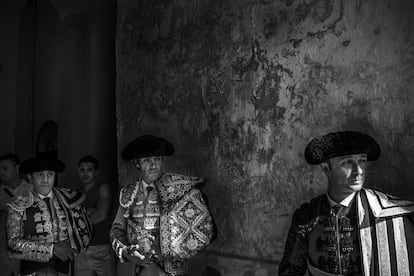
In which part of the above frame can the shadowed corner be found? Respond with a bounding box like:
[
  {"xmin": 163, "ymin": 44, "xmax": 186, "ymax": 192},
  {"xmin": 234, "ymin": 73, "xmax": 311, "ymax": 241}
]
[
  {"xmin": 185, "ymin": 260, "xmax": 223, "ymax": 276},
  {"xmin": 203, "ymin": 266, "xmax": 222, "ymax": 276}
]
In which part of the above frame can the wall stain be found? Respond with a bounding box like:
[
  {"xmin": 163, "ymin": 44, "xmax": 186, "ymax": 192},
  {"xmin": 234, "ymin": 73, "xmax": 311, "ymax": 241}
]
[
  {"xmin": 290, "ymin": 0, "xmax": 345, "ymax": 48},
  {"xmin": 263, "ymin": 10, "xmax": 288, "ymax": 39}
]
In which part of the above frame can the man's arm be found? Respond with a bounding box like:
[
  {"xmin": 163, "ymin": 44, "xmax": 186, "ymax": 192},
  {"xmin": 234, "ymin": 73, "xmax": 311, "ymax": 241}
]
[
  {"xmin": 278, "ymin": 210, "xmax": 309, "ymax": 276},
  {"xmin": 88, "ymin": 182, "xmax": 111, "ymax": 224},
  {"xmin": 7, "ymin": 206, "xmax": 53, "ymax": 262},
  {"xmin": 110, "ymin": 205, "xmax": 130, "ymax": 263},
  {"xmin": 110, "ymin": 205, "xmax": 152, "ymax": 267}
]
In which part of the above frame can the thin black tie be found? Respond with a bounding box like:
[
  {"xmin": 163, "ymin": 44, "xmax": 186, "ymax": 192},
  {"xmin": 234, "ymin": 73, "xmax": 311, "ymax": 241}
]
[
  {"xmin": 44, "ymin": 197, "xmax": 53, "ymax": 218},
  {"xmin": 332, "ymin": 204, "xmax": 344, "ymax": 216},
  {"xmin": 143, "ymin": 186, "xmax": 154, "ymax": 225},
  {"xmin": 146, "ymin": 186, "xmax": 153, "ymax": 201}
]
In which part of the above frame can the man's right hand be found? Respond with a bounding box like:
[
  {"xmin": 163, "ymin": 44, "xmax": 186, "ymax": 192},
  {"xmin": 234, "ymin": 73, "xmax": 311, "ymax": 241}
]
[
  {"xmin": 52, "ymin": 241, "xmax": 77, "ymax": 261},
  {"xmin": 122, "ymin": 246, "xmax": 153, "ymax": 267}
]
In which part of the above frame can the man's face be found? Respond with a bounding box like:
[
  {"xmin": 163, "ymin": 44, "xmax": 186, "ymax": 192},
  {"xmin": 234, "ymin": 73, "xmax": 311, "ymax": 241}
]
[
  {"xmin": 324, "ymin": 153, "xmax": 367, "ymax": 197},
  {"xmin": 32, "ymin": 170, "xmax": 55, "ymax": 196},
  {"xmin": 0, "ymin": 160, "xmax": 19, "ymax": 186},
  {"xmin": 134, "ymin": 156, "xmax": 163, "ymax": 183},
  {"xmin": 78, "ymin": 162, "xmax": 97, "ymax": 185}
]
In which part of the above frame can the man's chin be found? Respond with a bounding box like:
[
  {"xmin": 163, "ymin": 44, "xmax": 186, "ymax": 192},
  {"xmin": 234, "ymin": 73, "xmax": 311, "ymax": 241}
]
[
  {"xmin": 150, "ymin": 176, "xmax": 161, "ymax": 182},
  {"xmin": 348, "ymin": 181, "xmax": 364, "ymax": 191},
  {"xmin": 144, "ymin": 173, "xmax": 161, "ymax": 183},
  {"xmin": 37, "ymin": 188, "xmax": 53, "ymax": 195}
]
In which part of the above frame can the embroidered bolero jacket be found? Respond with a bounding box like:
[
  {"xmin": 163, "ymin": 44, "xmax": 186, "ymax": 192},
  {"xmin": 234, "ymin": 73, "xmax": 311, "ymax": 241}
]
[
  {"xmin": 110, "ymin": 173, "xmax": 215, "ymax": 275},
  {"xmin": 6, "ymin": 187, "xmax": 93, "ymax": 263},
  {"xmin": 278, "ymin": 188, "xmax": 414, "ymax": 276}
]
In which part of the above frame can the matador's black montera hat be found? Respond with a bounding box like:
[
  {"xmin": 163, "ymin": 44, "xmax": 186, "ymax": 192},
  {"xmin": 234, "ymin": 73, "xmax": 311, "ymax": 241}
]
[
  {"xmin": 21, "ymin": 150, "xmax": 65, "ymax": 173},
  {"xmin": 304, "ymin": 131, "xmax": 381, "ymax": 165},
  {"xmin": 122, "ymin": 135, "xmax": 175, "ymax": 161}
]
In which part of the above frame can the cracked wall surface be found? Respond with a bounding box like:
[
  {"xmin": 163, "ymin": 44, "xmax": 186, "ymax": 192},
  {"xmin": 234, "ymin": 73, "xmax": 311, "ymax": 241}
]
[{"xmin": 116, "ymin": 0, "xmax": 414, "ymax": 275}]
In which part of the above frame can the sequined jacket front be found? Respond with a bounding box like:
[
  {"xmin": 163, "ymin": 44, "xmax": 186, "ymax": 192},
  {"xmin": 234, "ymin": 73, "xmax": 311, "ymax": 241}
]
[
  {"xmin": 110, "ymin": 173, "xmax": 214, "ymax": 276},
  {"xmin": 6, "ymin": 187, "xmax": 93, "ymax": 263},
  {"xmin": 279, "ymin": 188, "xmax": 414, "ymax": 276},
  {"xmin": 111, "ymin": 180, "xmax": 161, "ymax": 248}
]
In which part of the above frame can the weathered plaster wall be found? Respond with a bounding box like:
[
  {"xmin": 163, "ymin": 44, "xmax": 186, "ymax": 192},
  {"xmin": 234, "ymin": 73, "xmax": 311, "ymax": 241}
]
[{"xmin": 116, "ymin": 0, "xmax": 414, "ymax": 275}]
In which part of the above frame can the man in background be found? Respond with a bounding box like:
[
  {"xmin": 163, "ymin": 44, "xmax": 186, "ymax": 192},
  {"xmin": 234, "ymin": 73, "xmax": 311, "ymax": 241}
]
[
  {"xmin": 0, "ymin": 153, "xmax": 31, "ymax": 276},
  {"xmin": 74, "ymin": 155, "xmax": 116, "ymax": 276}
]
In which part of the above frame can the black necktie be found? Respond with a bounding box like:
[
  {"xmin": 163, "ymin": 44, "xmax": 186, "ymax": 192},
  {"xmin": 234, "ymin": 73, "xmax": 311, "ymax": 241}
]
[
  {"xmin": 145, "ymin": 186, "xmax": 153, "ymax": 201},
  {"xmin": 44, "ymin": 197, "xmax": 53, "ymax": 218},
  {"xmin": 332, "ymin": 204, "xmax": 345, "ymax": 216}
]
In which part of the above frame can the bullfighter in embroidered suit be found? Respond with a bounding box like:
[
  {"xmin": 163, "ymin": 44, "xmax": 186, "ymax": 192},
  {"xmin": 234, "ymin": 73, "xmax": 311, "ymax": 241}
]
[
  {"xmin": 279, "ymin": 131, "xmax": 414, "ymax": 276},
  {"xmin": 0, "ymin": 153, "xmax": 32, "ymax": 276},
  {"xmin": 6, "ymin": 152, "xmax": 93, "ymax": 276},
  {"xmin": 110, "ymin": 135, "xmax": 214, "ymax": 276}
]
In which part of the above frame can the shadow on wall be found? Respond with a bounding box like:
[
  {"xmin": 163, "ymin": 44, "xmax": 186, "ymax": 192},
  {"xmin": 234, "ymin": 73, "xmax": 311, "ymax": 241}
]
[
  {"xmin": 186, "ymin": 255, "xmax": 223, "ymax": 276},
  {"xmin": 340, "ymin": 116, "xmax": 414, "ymax": 200},
  {"xmin": 204, "ymin": 266, "xmax": 222, "ymax": 276}
]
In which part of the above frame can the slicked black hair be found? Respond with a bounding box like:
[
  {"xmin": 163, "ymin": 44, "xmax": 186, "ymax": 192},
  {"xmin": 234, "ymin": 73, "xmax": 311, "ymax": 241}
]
[
  {"xmin": 0, "ymin": 153, "xmax": 20, "ymax": 166},
  {"xmin": 78, "ymin": 155, "xmax": 99, "ymax": 169}
]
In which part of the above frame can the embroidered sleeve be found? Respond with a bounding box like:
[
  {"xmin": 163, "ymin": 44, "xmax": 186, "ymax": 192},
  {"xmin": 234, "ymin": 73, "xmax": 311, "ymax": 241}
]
[
  {"xmin": 7, "ymin": 206, "xmax": 53, "ymax": 262},
  {"xmin": 110, "ymin": 205, "xmax": 130, "ymax": 263},
  {"xmin": 278, "ymin": 210, "xmax": 309, "ymax": 276}
]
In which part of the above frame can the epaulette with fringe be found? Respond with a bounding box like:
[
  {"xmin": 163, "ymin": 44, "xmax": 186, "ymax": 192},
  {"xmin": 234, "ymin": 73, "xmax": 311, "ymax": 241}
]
[{"xmin": 7, "ymin": 189, "xmax": 34, "ymax": 212}]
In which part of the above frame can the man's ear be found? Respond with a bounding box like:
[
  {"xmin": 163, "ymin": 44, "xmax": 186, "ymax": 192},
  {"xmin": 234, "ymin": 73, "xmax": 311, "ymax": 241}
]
[
  {"xmin": 132, "ymin": 159, "xmax": 140, "ymax": 169},
  {"xmin": 320, "ymin": 162, "xmax": 330, "ymax": 175}
]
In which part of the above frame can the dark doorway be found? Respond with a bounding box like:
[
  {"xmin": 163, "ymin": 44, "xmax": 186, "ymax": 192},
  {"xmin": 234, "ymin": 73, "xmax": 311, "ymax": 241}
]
[{"xmin": 0, "ymin": 0, "xmax": 117, "ymax": 189}]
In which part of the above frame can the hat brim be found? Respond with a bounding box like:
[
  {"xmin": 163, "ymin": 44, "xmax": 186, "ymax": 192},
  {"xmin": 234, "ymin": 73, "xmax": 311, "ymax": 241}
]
[
  {"xmin": 122, "ymin": 135, "xmax": 175, "ymax": 161},
  {"xmin": 23, "ymin": 158, "xmax": 65, "ymax": 173},
  {"xmin": 304, "ymin": 131, "xmax": 381, "ymax": 165}
]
